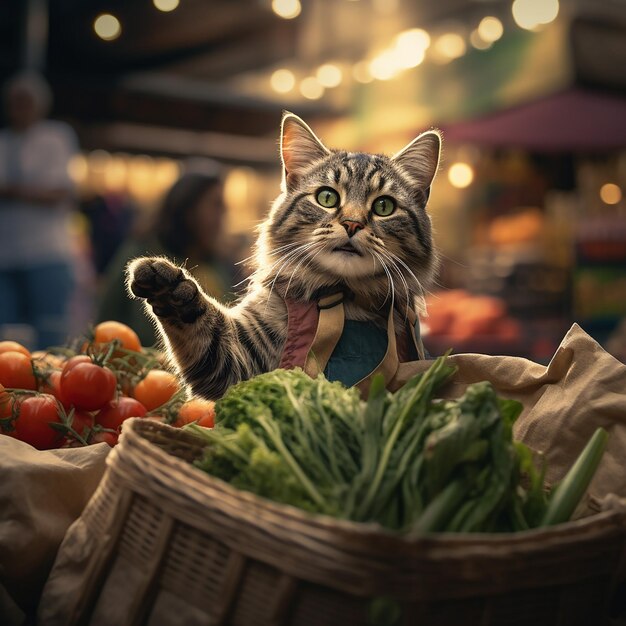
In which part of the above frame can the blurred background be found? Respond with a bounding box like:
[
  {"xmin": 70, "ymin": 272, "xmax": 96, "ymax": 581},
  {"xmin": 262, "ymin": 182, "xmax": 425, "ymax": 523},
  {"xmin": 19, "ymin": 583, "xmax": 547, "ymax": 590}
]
[{"xmin": 1, "ymin": 0, "xmax": 625, "ymax": 361}]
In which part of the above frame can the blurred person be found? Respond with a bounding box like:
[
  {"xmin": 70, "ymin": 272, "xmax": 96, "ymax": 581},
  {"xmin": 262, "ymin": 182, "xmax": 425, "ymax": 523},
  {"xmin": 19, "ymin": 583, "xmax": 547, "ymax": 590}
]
[
  {"xmin": 97, "ymin": 171, "xmax": 235, "ymax": 346},
  {"xmin": 81, "ymin": 191, "xmax": 138, "ymax": 275},
  {"xmin": 0, "ymin": 72, "xmax": 80, "ymax": 349}
]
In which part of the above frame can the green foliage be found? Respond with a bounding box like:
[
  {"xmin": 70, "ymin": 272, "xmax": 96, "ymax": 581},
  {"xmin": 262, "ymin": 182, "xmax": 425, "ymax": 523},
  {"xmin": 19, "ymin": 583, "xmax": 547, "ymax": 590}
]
[{"xmin": 188, "ymin": 359, "xmax": 605, "ymax": 534}]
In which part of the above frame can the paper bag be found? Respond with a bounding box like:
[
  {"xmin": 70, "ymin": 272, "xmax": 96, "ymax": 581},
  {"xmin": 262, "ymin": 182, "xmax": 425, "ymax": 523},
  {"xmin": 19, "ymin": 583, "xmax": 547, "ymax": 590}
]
[
  {"xmin": 394, "ymin": 323, "xmax": 626, "ymax": 514},
  {"xmin": 0, "ymin": 437, "xmax": 110, "ymax": 624}
]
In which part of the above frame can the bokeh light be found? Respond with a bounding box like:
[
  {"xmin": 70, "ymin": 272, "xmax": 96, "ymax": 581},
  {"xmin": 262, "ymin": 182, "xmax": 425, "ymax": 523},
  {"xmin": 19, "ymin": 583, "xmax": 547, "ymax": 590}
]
[
  {"xmin": 316, "ymin": 63, "xmax": 343, "ymax": 88},
  {"xmin": 512, "ymin": 0, "xmax": 559, "ymax": 30},
  {"xmin": 433, "ymin": 33, "xmax": 467, "ymax": 62},
  {"xmin": 270, "ymin": 68, "xmax": 296, "ymax": 93},
  {"xmin": 470, "ymin": 30, "xmax": 492, "ymax": 50},
  {"xmin": 369, "ymin": 51, "xmax": 400, "ymax": 81},
  {"xmin": 153, "ymin": 0, "xmax": 180, "ymax": 12},
  {"xmin": 392, "ymin": 30, "xmax": 428, "ymax": 69},
  {"xmin": 600, "ymin": 183, "xmax": 622, "ymax": 205},
  {"xmin": 394, "ymin": 28, "xmax": 431, "ymax": 66},
  {"xmin": 477, "ymin": 17, "xmax": 503, "ymax": 43},
  {"xmin": 300, "ymin": 77, "xmax": 324, "ymax": 99},
  {"xmin": 448, "ymin": 162, "xmax": 474, "ymax": 188},
  {"xmin": 104, "ymin": 155, "xmax": 128, "ymax": 191},
  {"xmin": 94, "ymin": 14, "xmax": 121, "ymax": 41},
  {"xmin": 272, "ymin": 0, "xmax": 301, "ymax": 20}
]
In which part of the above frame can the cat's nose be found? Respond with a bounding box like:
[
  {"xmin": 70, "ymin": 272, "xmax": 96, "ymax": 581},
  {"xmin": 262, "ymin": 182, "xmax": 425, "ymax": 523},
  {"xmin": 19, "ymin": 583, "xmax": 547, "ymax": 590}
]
[{"xmin": 341, "ymin": 219, "xmax": 364, "ymax": 238}]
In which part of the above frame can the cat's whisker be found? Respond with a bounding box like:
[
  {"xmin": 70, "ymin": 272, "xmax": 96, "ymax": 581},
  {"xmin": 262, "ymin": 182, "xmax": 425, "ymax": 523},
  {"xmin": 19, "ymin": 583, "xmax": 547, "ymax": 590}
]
[
  {"xmin": 264, "ymin": 242, "xmax": 319, "ymax": 310},
  {"xmin": 284, "ymin": 242, "xmax": 326, "ymax": 297},
  {"xmin": 245, "ymin": 240, "xmax": 308, "ymax": 285},
  {"xmin": 261, "ymin": 241, "xmax": 315, "ymax": 278},
  {"xmin": 370, "ymin": 250, "xmax": 395, "ymax": 310},
  {"xmin": 377, "ymin": 250, "xmax": 412, "ymax": 320}
]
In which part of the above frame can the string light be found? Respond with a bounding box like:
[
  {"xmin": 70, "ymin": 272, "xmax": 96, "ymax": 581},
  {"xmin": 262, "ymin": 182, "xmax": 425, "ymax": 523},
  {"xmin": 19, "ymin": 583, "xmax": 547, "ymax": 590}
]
[
  {"xmin": 600, "ymin": 183, "xmax": 622, "ymax": 205},
  {"xmin": 393, "ymin": 29, "xmax": 429, "ymax": 68},
  {"xmin": 153, "ymin": 0, "xmax": 180, "ymax": 12},
  {"xmin": 369, "ymin": 51, "xmax": 400, "ymax": 81},
  {"xmin": 316, "ymin": 63, "xmax": 343, "ymax": 88},
  {"xmin": 470, "ymin": 30, "xmax": 492, "ymax": 50},
  {"xmin": 512, "ymin": 0, "xmax": 559, "ymax": 30},
  {"xmin": 272, "ymin": 0, "xmax": 301, "ymax": 19},
  {"xmin": 94, "ymin": 14, "xmax": 121, "ymax": 41},
  {"xmin": 448, "ymin": 162, "xmax": 474, "ymax": 188},
  {"xmin": 433, "ymin": 33, "xmax": 466, "ymax": 62},
  {"xmin": 300, "ymin": 77, "xmax": 324, "ymax": 99},
  {"xmin": 477, "ymin": 17, "xmax": 503, "ymax": 42},
  {"xmin": 271, "ymin": 69, "xmax": 296, "ymax": 93}
]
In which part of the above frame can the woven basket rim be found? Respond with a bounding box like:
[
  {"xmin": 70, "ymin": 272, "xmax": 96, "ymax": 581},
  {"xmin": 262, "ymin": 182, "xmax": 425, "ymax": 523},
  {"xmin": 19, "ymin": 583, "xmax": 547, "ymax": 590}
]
[{"xmin": 115, "ymin": 417, "xmax": 626, "ymax": 549}]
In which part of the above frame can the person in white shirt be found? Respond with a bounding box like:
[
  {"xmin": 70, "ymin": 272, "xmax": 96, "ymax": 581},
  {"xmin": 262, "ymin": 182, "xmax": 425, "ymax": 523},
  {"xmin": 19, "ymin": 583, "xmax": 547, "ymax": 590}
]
[{"xmin": 0, "ymin": 72, "xmax": 80, "ymax": 349}]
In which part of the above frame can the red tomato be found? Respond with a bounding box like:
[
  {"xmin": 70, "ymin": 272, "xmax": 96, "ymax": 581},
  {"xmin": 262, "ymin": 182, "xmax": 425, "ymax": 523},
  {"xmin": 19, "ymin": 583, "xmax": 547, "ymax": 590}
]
[
  {"xmin": 70, "ymin": 410, "xmax": 95, "ymax": 437},
  {"xmin": 94, "ymin": 321, "xmax": 142, "ymax": 353},
  {"xmin": 13, "ymin": 394, "xmax": 62, "ymax": 449},
  {"xmin": 95, "ymin": 397, "xmax": 147, "ymax": 431},
  {"xmin": 91, "ymin": 431, "xmax": 118, "ymax": 447},
  {"xmin": 133, "ymin": 370, "xmax": 179, "ymax": 411},
  {"xmin": 60, "ymin": 358, "xmax": 117, "ymax": 411},
  {"xmin": 0, "ymin": 351, "xmax": 37, "ymax": 390},
  {"xmin": 39, "ymin": 370, "xmax": 71, "ymax": 410},
  {"xmin": 0, "ymin": 341, "xmax": 31, "ymax": 357},
  {"xmin": 173, "ymin": 398, "xmax": 215, "ymax": 428}
]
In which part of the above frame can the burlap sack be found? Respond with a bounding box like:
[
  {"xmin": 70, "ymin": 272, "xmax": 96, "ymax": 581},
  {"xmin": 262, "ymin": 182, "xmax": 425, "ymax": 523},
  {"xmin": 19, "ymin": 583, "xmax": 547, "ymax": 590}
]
[
  {"xmin": 0, "ymin": 437, "xmax": 110, "ymax": 625},
  {"xmin": 394, "ymin": 323, "xmax": 626, "ymax": 514}
]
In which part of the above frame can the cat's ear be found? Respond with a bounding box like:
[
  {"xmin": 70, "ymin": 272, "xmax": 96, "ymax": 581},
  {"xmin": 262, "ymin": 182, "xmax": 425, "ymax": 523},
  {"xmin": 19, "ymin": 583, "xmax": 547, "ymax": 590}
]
[
  {"xmin": 392, "ymin": 130, "xmax": 441, "ymax": 190},
  {"xmin": 280, "ymin": 112, "xmax": 330, "ymax": 189}
]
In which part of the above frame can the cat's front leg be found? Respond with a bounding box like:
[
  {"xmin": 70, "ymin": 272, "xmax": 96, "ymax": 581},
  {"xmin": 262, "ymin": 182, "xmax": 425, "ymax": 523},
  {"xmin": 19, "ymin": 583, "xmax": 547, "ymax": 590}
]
[{"xmin": 127, "ymin": 256, "xmax": 250, "ymax": 399}]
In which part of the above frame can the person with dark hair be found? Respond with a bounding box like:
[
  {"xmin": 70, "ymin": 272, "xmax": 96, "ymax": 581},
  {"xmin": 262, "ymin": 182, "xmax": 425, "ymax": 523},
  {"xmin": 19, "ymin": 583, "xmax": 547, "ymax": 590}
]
[
  {"xmin": 96, "ymin": 171, "xmax": 234, "ymax": 346},
  {"xmin": 0, "ymin": 72, "xmax": 80, "ymax": 349}
]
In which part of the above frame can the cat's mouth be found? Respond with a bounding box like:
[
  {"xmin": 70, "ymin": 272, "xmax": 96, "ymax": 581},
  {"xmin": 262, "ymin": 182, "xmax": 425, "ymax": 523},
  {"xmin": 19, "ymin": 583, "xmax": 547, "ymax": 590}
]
[{"xmin": 333, "ymin": 242, "xmax": 363, "ymax": 256}]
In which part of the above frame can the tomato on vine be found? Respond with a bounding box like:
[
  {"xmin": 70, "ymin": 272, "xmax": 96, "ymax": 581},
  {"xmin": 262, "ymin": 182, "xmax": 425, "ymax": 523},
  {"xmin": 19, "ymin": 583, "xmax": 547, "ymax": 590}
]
[
  {"xmin": 0, "ymin": 351, "xmax": 37, "ymax": 390},
  {"xmin": 93, "ymin": 320, "xmax": 142, "ymax": 353},
  {"xmin": 13, "ymin": 394, "xmax": 63, "ymax": 450},
  {"xmin": 174, "ymin": 398, "xmax": 215, "ymax": 428},
  {"xmin": 60, "ymin": 356, "xmax": 117, "ymax": 411},
  {"xmin": 38, "ymin": 370, "xmax": 71, "ymax": 410},
  {"xmin": 133, "ymin": 370, "xmax": 180, "ymax": 411},
  {"xmin": 91, "ymin": 431, "xmax": 118, "ymax": 447},
  {"xmin": 0, "ymin": 341, "xmax": 31, "ymax": 357},
  {"xmin": 96, "ymin": 397, "xmax": 147, "ymax": 431}
]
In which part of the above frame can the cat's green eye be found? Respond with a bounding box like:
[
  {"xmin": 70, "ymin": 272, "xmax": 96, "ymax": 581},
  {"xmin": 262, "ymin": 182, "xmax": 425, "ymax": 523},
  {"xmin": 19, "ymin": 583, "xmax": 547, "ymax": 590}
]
[
  {"xmin": 316, "ymin": 187, "xmax": 340, "ymax": 209},
  {"xmin": 372, "ymin": 196, "xmax": 396, "ymax": 217}
]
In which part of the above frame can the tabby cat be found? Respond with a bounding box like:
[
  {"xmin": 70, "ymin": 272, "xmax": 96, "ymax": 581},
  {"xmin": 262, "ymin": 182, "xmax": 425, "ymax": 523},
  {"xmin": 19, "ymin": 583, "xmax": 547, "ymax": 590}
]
[{"xmin": 127, "ymin": 112, "xmax": 441, "ymax": 399}]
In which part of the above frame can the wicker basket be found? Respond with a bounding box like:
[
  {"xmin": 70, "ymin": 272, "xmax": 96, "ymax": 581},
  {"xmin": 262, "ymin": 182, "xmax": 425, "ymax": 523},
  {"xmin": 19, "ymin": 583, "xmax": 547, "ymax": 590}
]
[{"xmin": 39, "ymin": 418, "xmax": 626, "ymax": 626}]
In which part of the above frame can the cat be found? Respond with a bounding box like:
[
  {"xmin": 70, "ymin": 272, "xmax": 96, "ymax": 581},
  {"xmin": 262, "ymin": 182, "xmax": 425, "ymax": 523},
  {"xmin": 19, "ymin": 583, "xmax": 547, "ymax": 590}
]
[{"xmin": 127, "ymin": 112, "xmax": 441, "ymax": 399}]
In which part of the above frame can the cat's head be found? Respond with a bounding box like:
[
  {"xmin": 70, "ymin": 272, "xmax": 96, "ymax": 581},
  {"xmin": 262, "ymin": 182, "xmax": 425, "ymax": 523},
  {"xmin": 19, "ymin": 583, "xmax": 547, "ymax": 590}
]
[{"xmin": 255, "ymin": 112, "xmax": 441, "ymax": 307}]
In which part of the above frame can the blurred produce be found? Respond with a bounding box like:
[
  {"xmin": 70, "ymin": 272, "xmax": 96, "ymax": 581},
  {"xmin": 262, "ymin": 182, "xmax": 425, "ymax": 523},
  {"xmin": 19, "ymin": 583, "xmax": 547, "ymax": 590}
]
[
  {"xmin": 422, "ymin": 289, "xmax": 523, "ymax": 353},
  {"xmin": 0, "ymin": 321, "xmax": 214, "ymax": 450}
]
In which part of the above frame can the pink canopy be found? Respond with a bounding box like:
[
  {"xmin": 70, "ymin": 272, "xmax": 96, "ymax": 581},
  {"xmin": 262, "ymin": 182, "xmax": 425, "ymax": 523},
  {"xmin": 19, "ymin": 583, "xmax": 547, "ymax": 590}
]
[{"xmin": 440, "ymin": 88, "xmax": 626, "ymax": 152}]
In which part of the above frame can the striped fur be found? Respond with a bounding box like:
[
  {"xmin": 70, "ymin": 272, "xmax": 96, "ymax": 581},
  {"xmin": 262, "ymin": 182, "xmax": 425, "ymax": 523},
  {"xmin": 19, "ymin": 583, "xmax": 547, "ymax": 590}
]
[{"xmin": 127, "ymin": 112, "xmax": 441, "ymax": 400}]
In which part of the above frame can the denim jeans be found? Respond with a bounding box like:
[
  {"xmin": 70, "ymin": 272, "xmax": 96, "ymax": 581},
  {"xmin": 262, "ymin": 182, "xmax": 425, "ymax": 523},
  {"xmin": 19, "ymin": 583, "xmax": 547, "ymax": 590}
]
[{"xmin": 0, "ymin": 261, "xmax": 75, "ymax": 350}]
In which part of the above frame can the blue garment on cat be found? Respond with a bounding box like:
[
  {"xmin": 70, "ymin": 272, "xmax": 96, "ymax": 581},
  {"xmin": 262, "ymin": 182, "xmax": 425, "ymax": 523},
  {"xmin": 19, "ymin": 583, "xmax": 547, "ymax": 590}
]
[
  {"xmin": 324, "ymin": 318, "xmax": 426, "ymax": 388},
  {"xmin": 323, "ymin": 320, "xmax": 388, "ymax": 388}
]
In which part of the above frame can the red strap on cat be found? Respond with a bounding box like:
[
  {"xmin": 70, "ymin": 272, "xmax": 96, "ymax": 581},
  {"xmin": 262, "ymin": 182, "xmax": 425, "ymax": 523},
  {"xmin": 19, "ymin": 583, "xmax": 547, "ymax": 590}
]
[{"xmin": 278, "ymin": 298, "xmax": 319, "ymax": 370}]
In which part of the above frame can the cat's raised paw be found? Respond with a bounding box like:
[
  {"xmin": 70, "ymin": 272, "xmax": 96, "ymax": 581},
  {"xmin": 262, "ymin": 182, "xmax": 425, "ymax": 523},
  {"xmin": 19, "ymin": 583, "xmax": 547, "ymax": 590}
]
[{"xmin": 127, "ymin": 257, "xmax": 206, "ymax": 323}]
